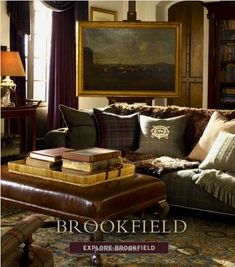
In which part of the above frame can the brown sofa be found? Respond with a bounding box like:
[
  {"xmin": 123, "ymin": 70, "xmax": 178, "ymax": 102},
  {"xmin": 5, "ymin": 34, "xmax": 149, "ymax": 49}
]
[{"xmin": 44, "ymin": 104, "xmax": 235, "ymax": 216}]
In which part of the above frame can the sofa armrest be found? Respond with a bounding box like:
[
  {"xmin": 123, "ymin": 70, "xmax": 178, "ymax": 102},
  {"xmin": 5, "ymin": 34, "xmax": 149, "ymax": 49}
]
[
  {"xmin": 44, "ymin": 127, "xmax": 68, "ymax": 148},
  {"xmin": 1, "ymin": 214, "xmax": 53, "ymax": 267},
  {"xmin": 1, "ymin": 214, "xmax": 46, "ymax": 256}
]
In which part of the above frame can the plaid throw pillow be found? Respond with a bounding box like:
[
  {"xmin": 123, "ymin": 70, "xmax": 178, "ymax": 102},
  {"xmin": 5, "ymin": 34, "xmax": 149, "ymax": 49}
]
[{"xmin": 93, "ymin": 108, "xmax": 139, "ymax": 151}]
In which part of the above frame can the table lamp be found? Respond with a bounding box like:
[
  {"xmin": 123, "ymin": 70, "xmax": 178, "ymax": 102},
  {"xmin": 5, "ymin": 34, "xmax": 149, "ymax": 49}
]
[{"xmin": 1, "ymin": 51, "xmax": 26, "ymax": 107}]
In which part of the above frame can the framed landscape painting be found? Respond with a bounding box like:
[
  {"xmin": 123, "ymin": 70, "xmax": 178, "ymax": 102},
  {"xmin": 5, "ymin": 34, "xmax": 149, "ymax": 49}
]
[{"xmin": 77, "ymin": 21, "xmax": 182, "ymax": 97}]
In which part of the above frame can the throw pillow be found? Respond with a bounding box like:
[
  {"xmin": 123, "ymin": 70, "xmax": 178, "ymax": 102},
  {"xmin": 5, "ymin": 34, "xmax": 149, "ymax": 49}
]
[
  {"xmin": 93, "ymin": 108, "xmax": 139, "ymax": 151},
  {"xmin": 59, "ymin": 104, "xmax": 97, "ymax": 149},
  {"xmin": 188, "ymin": 111, "xmax": 235, "ymax": 161},
  {"xmin": 199, "ymin": 131, "xmax": 235, "ymax": 173},
  {"xmin": 137, "ymin": 114, "xmax": 187, "ymax": 157}
]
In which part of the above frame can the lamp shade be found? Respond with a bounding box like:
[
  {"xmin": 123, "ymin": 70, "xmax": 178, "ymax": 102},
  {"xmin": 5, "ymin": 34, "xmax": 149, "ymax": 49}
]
[{"xmin": 1, "ymin": 51, "xmax": 25, "ymax": 77}]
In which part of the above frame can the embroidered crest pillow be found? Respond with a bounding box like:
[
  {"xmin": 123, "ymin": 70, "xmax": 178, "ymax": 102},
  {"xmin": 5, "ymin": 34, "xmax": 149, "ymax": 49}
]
[{"xmin": 137, "ymin": 115, "xmax": 187, "ymax": 157}]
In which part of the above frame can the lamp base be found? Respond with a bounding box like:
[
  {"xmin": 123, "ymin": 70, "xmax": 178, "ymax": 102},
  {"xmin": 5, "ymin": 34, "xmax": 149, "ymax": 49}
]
[
  {"xmin": 1, "ymin": 76, "xmax": 16, "ymax": 107},
  {"xmin": 1, "ymin": 88, "xmax": 15, "ymax": 107}
]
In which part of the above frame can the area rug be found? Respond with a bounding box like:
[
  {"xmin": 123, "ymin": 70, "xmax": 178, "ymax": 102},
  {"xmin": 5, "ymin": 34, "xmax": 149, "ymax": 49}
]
[{"xmin": 1, "ymin": 206, "xmax": 235, "ymax": 267}]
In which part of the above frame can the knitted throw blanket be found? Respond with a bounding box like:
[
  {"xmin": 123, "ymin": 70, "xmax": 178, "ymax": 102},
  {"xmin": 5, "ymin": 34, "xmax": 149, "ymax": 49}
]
[{"xmin": 192, "ymin": 169, "xmax": 235, "ymax": 208}]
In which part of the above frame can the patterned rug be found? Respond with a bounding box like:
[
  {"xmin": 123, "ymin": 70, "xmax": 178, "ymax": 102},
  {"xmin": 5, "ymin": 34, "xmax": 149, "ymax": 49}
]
[{"xmin": 1, "ymin": 205, "xmax": 235, "ymax": 267}]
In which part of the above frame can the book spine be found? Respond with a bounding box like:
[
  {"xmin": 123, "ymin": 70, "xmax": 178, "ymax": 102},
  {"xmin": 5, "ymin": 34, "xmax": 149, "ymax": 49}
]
[
  {"xmin": 26, "ymin": 158, "xmax": 50, "ymax": 169},
  {"xmin": 222, "ymin": 88, "xmax": 235, "ymax": 94},
  {"xmin": 62, "ymin": 163, "xmax": 135, "ymax": 181},
  {"xmin": 62, "ymin": 157, "xmax": 122, "ymax": 172},
  {"xmin": 62, "ymin": 150, "xmax": 122, "ymax": 162},
  {"xmin": 26, "ymin": 157, "xmax": 62, "ymax": 170},
  {"xmin": 90, "ymin": 151, "xmax": 122, "ymax": 162},
  {"xmin": 29, "ymin": 153, "xmax": 58, "ymax": 163},
  {"xmin": 62, "ymin": 167, "xmax": 92, "ymax": 175}
]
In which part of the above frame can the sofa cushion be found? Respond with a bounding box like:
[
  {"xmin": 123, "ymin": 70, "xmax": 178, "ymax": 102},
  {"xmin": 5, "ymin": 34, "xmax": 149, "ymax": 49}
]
[
  {"xmin": 161, "ymin": 169, "xmax": 235, "ymax": 214},
  {"xmin": 199, "ymin": 131, "xmax": 235, "ymax": 172},
  {"xmin": 188, "ymin": 111, "xmax": 235, "ymax": 161},
  {"xmin": 93, "ymin": 108, "xmax": 139, "ymax": 151},
  {"xmin": 137, "ymin": 114, "xmax": 187, "ymax": 157},
  {"xmin": 59, "ymin": 105, "xmax": 97, "ymax": 149}
]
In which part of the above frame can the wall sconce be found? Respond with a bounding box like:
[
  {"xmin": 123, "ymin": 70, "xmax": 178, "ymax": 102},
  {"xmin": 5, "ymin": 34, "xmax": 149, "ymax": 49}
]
[{"xmin": 1, "ymin": 51, "xmax": 26, "ymax": 107}]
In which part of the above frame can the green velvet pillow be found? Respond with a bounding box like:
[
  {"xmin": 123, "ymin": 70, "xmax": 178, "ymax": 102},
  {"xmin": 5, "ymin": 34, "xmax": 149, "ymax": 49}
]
[
  {"xmin": 137, "ymin": 114, "xmax": 187, "ymax": 157},
  {"xmin": 59, "ymin": 105, "xmax": 97, "ymax": 149},
  {"xmin": 199, "ymin": 131, "xmax": 235, "ymax": 173}
]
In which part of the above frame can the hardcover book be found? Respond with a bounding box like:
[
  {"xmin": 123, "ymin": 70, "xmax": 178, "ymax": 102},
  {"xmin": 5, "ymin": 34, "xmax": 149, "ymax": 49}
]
[
  {"xmin": 62, "ymin": 147, "xmax": 122, "ymax": 162},
  {"xmin": 61, "ymin": 162, "xmax": 122, "ymax": 176},
  {"xmin": 25, "ymin": 157, "xmax": 62, "ymax": 170},
  {"xmin": 62, "ymin": 157, "xmax": 122, "ymax": 173},
  {"xmin": 29, "ymin": 147, "xmax": 74, "ymax": 162}
]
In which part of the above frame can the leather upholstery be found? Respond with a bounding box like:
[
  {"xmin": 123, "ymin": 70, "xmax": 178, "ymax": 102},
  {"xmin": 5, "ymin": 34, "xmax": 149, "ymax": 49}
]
[{"xmin": 1, "ymin": 166, "xmax": 166, "ymax": 223}]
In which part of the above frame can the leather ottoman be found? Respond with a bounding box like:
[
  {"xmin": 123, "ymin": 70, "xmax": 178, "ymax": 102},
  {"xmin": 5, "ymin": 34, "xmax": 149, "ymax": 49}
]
[{"xmin": 1, "ymin": 165, "xmax": 169, "ymax": 265}]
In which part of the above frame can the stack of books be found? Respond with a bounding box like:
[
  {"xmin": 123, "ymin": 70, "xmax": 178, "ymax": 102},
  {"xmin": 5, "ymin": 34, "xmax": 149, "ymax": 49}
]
[
  {"xmin": 26, "ymin": 147, "xmax": 74, "ymax": 170},
  {"xmin": 221, "ymin": 87, "xmax": 235, "ymax": 103},
  {"xmin": 9, "ymin": 147, "xmax": 135, "ymax": 186},
  {"xmin": 222, "ymin": 44, "xmax": 235, "ymax": 61},
  {"xmin": 222, "ymin": 64, "xmax": 235, "ymax": 81},
  {"xmin": 61, "ymin": 147, "xmax": 122, "ymax": 175}
]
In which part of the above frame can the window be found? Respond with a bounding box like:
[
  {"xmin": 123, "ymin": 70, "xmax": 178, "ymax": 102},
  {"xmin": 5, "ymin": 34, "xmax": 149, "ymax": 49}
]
[{"xmin": 25, "ymin": 1, "xmax": 52, "ymax": 102}]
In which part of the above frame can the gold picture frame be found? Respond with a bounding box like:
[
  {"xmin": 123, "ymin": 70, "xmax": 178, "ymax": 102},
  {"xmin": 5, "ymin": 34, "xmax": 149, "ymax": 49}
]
[
  {"xmin": 90, "ymin": 7, "xmax": 117, "ymax": 22},
  {"xmin": 77, "ymin": 21, "xmax": 182, "ymax": 97}
]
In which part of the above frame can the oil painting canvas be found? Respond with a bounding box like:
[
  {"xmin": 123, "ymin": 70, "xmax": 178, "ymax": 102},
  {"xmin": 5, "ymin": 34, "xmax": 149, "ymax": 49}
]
[{"xmin": 78, "ymin": 22, "xmax": 182, "ymax": 97}]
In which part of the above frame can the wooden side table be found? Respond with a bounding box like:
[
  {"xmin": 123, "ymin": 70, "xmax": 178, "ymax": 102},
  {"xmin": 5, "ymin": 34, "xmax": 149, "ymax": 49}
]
[{"xmin": 1, "ymin": 105, "xmax": 38, "ymax": 155}]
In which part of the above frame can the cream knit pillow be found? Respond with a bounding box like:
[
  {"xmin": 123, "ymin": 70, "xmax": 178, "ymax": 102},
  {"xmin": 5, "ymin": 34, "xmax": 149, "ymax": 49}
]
[
  {"xmin": 199, "ymin": 131, "xmax": 235, "ymax": 172},
  {"xmin": 188, "ymin": 111, "xmax": 235, "ymax": 161}
]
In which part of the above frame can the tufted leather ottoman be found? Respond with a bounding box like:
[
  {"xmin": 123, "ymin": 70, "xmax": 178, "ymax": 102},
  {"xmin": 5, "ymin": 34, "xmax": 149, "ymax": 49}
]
[{"xmin": 1, "ymin": 165, "xmax": 169, "ymax": 265}]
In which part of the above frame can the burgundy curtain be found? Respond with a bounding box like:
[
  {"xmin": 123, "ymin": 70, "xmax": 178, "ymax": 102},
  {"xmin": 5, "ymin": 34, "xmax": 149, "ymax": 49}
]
[
  {"xmin": 6, "ymin": 2, "xmax": 30, "ymax": 151},
  {"xmin": 47, "ymin": 1, "xmax": 88, "ymax": 130},
  {"xmin": 42, "ymin": 1, "xmax": 75, "ymax": 12},
  {"xmin": 7, "ymin": 1, "xmax": 30, "ymax": 106}
]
